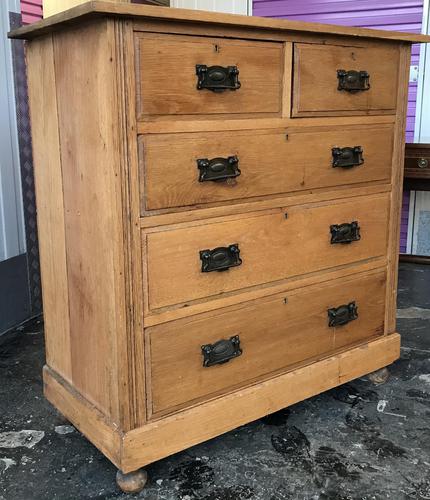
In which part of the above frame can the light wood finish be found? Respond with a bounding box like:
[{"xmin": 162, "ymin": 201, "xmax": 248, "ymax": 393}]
[
  {"xmin": 136, "ymin": 33, "xmax": 284, "ymax": 119},
  {"xmin": 10, "ymin": 1, "xmax": 430, "ymax": 42},
  {"xmin": 145, "ymin": 193, "xmax": 389, "ymax": 310},
  {"xmin": 43, "ymin": 0, "xmax": 169, "ymax": 18},
  {"xmin": 292, "ymin": 43, "xmax": 400, "ymax": 117},
  {"xmin": 148, "ymin": 270, "xmax": 386, "ymax": 414},
  {"xmin": 26, "ymin": 36, "xmax": 72, "ymax": 384},
  {"xmin": 44, "ymin": 333, "xmax": 400, "ymax": 473},
  {"xmin": 140, "ymin": 125, "xmax": 394, "ymax": 211},
  {"xmin": 122, "ymin": 333, "xmax": 400, "ymax": 472},
  {"xmin": 14, "ymin": 5, "xmax": 421, "ymax": 484}
]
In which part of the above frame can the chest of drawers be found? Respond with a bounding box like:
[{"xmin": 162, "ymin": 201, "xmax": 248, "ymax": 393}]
[{"xmin": 10, "ymin": 2, "xmax": 430, "ymax": 492}]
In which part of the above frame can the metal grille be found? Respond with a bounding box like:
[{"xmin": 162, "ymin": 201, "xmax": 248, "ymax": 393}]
[{"xmin": 10, "ymin": 12, "xmax": 42, "ymax": 315}]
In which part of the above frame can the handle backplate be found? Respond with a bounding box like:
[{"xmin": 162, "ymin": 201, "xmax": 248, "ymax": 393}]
[
  {"xmin": 197, "ymin": 156, "xmax": 241, "ymax": 182},
  {"xmin": 330, "ymin": 221, "xmax": 361, "ymax": 244},
  {"xmin": 332, "ymin": 146, "xmax": 364, "ymax": 169},
  {"xmin": 328, "ymin": 301, "xmax": 358, "ymax": 327},
  {"xmin": 200, "ymin": 244, "xmax": 242, "ymax": 272},
  {"xmin": 196, "ymin": 65, "xmax": 241, "ymax": 92},
  {"xmin": 337, "ymin": 69, "xmax": 370, "ymax": 93},
  {"xmin": 201, "ymin": 335, "xmax": 242, "ymax": 367}
]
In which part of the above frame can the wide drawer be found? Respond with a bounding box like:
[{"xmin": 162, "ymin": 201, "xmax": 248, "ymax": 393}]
[
  {"xmin": 135, "ymin": 33, "xmax": 284, "ymax": 118},
  {"xmin": 292, "ymin": 43, "xmax": 399, "ymax": 116},
  {"xmin": 140, "ymin": 125, "xmax": 394, "ymax": 211},
  {"xmin": 147, "ymin": 270, "xmax": 386, "ymax": 414},
  {"xmin": 145, "ymin": 193, "xmax": 390, "ymax": 310}
]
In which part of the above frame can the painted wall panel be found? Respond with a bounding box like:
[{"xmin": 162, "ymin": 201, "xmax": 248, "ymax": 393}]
[
  {"xmin": 171, "ymin": 0, "xmax": 249, "ymax": 14},
  {"xmin": 21, "ymin": 0, "xmax": 42, "ymax": 24}
]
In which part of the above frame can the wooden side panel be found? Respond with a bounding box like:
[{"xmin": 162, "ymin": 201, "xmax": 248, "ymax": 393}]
[
  {"xmin": 52, "ymin": 20, "xmax": 125, "ymax": 421},
  {"xmin": 26, "ymin": 36, "xmax": 72, "ymax": 383},
  {"xmin": 148, "ymin": 270, "xmax": 386, "ymax": 414},
  {"xmin": 385, "ymin": 44, "xmax": 411, "ymax": 333},
  {"xmin": 121, "ymin": 333, "xmax": 400, "ymax": 472}
]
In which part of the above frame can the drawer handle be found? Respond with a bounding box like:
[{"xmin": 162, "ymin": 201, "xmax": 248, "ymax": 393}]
[
  {"xmin": 418, "ymin": 158, "xmax": 429, "ymax": 169},
  {"xmin": 337, "ymin": 69, "xmax": 370, "ymax": 93},
  {"xmin": 328, "ymin": 301, "xmax": 358, "ymax": 327},
  {"xmin": 201, "ymin": 335, "xmax": 242, "ymax": 367},
  {"xmin": 196, "ymin": 64, "xmax": 241, "ymax": 92},
  {"xmin": 330, "ymin": 221, "xmax": 361, "ymax": 244},
  {"xmin": 332, "ymin": 146, "xmax": 364, "ymax": 169},
  {"xmin": 197, "ymin": 156, "xmax": 241, "ymax": 182},
  {"xmin": 200, "ymin": 244, "xmax": 242, "ymax": 273}
]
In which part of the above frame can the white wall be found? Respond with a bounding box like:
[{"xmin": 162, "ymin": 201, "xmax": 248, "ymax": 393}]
[
  {"xmin": 0, "ymin": 0, "xmax": 25, "ymax": 262},
  {"xmin": 171, "ymin": 0, "xmax": 252, "ymax": 15}
]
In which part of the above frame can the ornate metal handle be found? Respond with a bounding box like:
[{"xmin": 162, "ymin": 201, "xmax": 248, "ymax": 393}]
[
  {"xmin": 330, "ymin": 221, "xmax": 361, "ymax": 244},
  {"xmin": 200, "ymin": 244, "xmax": 242, "ymax": 273},
  {"xmin": 197, "ymin": 156, "xmax": 241, "ymax": 182},
  {"xmin": 328, "ymin": 302, "xmax": 358, "ymax": 327},
  {"xmin": 201, "ymin": 335, "xmax": 242, "ymax": 367},
  {"xmin": 196, "ymin": 65, "xmax": 241, "ymax": 92},
  {"xmin": 337, "ymin": 70, "xmax": 370, "ymax": 93},
  {"xmin": 332, "ymin": 146, "xmax": 364, "ymax": 169}
]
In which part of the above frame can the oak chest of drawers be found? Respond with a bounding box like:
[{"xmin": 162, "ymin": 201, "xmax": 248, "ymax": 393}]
[{"xmin": 10, "ymin": 1, "xmax": 430, "ymax": 491}]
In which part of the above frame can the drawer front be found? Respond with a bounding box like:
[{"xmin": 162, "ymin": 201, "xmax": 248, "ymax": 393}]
[
  {"xmin": 140, "ymin": 126, "xmax": 394, "ymax": 211},
  {"xmin": 145, "ymin": 193, "xmax": 389, "ymax": 310},
  {"xmin": 292, "ymin": 43, "xmax": 399, "ymax": 116},
  {"xmin": 135, "ymin": 33, "xmax": 284, "ymax": 118},
  {"xmin": 148, "ymin": 270, "xmax": 386, "ymax": 414}
]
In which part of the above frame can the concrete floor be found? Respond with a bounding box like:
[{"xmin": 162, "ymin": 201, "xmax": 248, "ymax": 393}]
[{"xmin": 0, "ymin": 262, "xmax": 429, "ymax": 500}]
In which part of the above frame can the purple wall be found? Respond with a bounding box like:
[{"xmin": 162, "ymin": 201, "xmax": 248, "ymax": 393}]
[{"xmin": 253, "ymin": 0, "xmax": 423, "ymax": 253}]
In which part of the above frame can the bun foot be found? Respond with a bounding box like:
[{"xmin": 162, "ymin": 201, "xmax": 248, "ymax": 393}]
[
  {"xmin": 368, "ymin": 367, "xmax": 390, "ymax": 385},
  {"xmin": 116, "ymin": 468, "xmax": 148, "ymax": 493}
]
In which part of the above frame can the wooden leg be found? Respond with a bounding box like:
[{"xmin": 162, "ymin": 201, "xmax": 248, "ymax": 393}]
[
  {"xmin": 367, "ymin": 367, "xmax": 390, "ymax": 385},
  {"xmin": 116, "ymin": 468, "xmax": 148, "ymax": 493}
]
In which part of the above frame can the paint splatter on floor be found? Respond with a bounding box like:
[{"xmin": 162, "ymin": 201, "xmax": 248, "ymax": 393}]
[{"xmin": 0, "ymin": 264, "xmax": 429, "ymax": 499}]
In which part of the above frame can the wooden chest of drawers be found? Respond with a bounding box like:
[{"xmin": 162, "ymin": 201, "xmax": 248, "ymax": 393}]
[{"xmin": 10, "ymin": 1, "xmax": 430, "ymax": 491}]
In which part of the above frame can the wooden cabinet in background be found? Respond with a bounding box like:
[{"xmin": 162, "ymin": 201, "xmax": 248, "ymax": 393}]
[{"xmin": 9, "ymin": 1, "xmax": 430, "ymax": 493}]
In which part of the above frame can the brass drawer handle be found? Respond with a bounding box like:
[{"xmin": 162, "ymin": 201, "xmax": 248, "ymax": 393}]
[
  {"xmin": 197, "ymin": 156, "xmax": 241, "ymax": 182},
  {"xmin": 328, "ymin": 302, "xmax": 358, "ymax": 327},
  {"xmin": 337, "ymin": 69, "xmax": 370, "ymax": 93},
  {"xmin": 196, "ymin": 64, "xmax": 241, "ymax": 92},
  {"xmin": 201, "ymin": 335, "xmax": 242, "ymax": 367},
  {"xmin": 332, "ymin": 146, "xmax": 364, "ymax": 169},
  {"xmin": 330, "ymin": 221, "xmax": 361, "ymax": 244},
  {"xmin": 199, "ymin": 244, "xmax": 242, "ymax": 273}
]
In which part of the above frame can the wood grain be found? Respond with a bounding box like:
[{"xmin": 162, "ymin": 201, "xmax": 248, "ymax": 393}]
[
  {"xmin": 121, "ymin": 333, "xmax": 400, "ymax": 472},
  {"xmin": 9, "ymin": 1, "xmax": 430, "ymax": 43},
  {"xmin": 136, "ymin": 33, "xmax": 284, "ymax": 118},
  {"xmin": 53, "ymin": 20, "xmax": 123, "ymax": 420},
  {"xmin": 384, "ymin": 44, "xmax": 411, "ymax": 334},
  {"xmin": 293, "ymin": 43, "xmax": 399, "ymax": 116},
  {"xmin": 140, "ymin": 125, "xmax": 394, "ymax": 211},
  {"xmin": 145, "ymin": 193, "xmax": 390, "ymax": 310},
  {"xmin": 26, "ymin": 36, "xmax": 72, "ymax": 384},
  {"xmin": 148, "ymin": 270, "xmax": 386, "ymax": 414}
]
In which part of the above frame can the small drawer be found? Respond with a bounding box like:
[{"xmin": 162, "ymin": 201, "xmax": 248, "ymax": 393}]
[
  {"xmin": 147, "ymin": 270, "xmax": 386, "ymax": 414},
  {"xmin": 135, "ymin": 33, "xmax": 284, "ymax": 118},
  {"xmin": 292, "ymin": 43, "xmax": 399, "ymax": 117},
  {"xmin": 144, "ymin": 193, "xmax": 389, "ymax": 310},
  {"xmin": 140, "ymin": 125, "xmax": 394, "ymax": 211}
]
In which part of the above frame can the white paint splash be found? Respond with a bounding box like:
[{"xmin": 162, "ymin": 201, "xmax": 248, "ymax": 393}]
[
  {"xmin": 0, "ymin": 430, "xmax": 45, "ymax": 449},
  {"xmin": 0, "ymin": 458, "xmax": 16, "ymax": 472},
  {"xmin": 397, "ymin": 307, "xmax": 430, "ymax": 320},
  {"xmin": 376, "ymin": 400, "xmax": 407, "ymax": 420},
  {"xmin": 54, "ymin": 425, "xmax": 74, "ymax": 435},
  {"xmin": 419, "ymin": 374, "xmax": 430, "ymax": 384}
]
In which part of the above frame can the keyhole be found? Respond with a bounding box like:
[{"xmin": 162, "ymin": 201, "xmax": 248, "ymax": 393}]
[
  {"xmin": 351, "ymin": 51, "xmax": 356, "ymax": 60},
  {"xmin": 214, "ymin": 44, "xmax": 220, "ymax": 53}
]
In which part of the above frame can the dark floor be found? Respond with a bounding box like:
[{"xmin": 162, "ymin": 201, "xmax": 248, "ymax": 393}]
[{"xmin": 0, "ymin": 263, "xmax": 429, "ymax": 500}]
